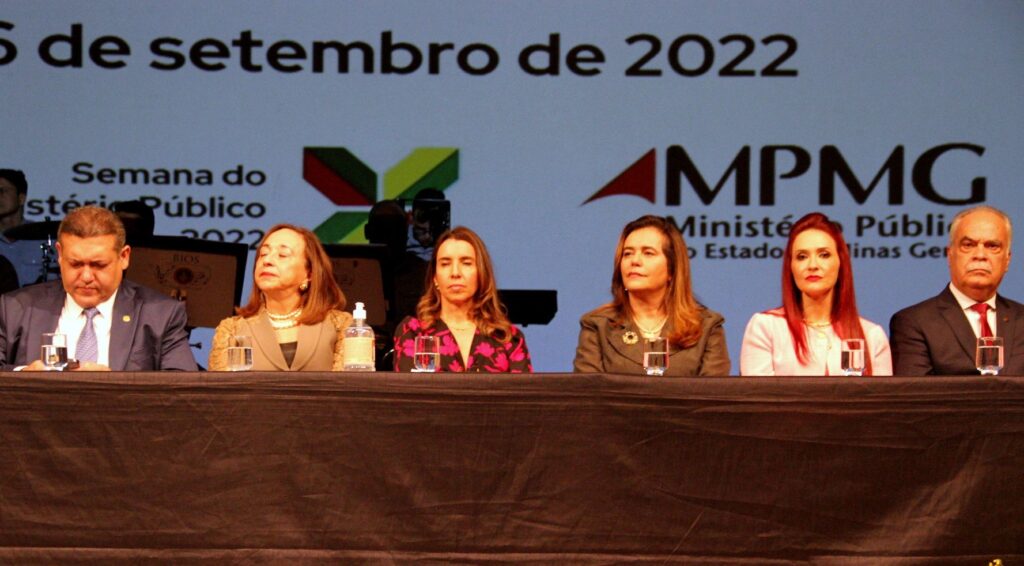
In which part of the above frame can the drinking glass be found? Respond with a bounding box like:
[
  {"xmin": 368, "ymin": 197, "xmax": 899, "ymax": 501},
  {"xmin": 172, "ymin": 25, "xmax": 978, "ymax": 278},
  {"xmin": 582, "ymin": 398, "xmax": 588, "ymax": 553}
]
[
  {"xmin": 41, "ymin": 332, "xmax": 68, "ymax": 371},
  {"xmin": 841, "ymin": 338, "xmax": 866, "ymax": 376},
  {"xmin": 976, "ymin": 336, "xmax": 1004, "ymax": 376},
  {"xmin": 413, "ymin": 335, "xmax": 440, "ymax": 372},
  {"xmin": 226, "ymin": 335, "xmax": 254, "ymax": 371},
  {"xmin": 643, "ymin": 337, "xmax": 669, "ymax": 376}
]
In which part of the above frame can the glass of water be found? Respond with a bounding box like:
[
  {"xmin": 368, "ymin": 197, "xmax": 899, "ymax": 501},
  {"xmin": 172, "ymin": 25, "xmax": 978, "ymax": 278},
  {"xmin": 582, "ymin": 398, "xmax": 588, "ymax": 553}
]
[
  {"xmin": 413, "ymin": 335, "xmax": 439, "ymax": 372},
  {"xmin": 226, "ymin": 335, "xmax": 254, "ymax": 371},
  {"xmin": 643, "ymin": 337, "xmax": 669, "ymax": 376},
  {"xmin": 841, "ymin": 338, "xmax": 866, "ymax": 376},
  {"xmin": 41, "ymin": 332, "xmax": 68, "ymax": 371},
  {"xmin": 976, "ymin": 336, "xmax": 1003, "ymax": 376}
]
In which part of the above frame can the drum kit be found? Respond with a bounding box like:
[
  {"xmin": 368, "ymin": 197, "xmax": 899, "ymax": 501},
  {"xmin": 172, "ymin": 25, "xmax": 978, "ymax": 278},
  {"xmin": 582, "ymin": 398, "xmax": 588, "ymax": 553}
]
[{"xmin": 4, "ymin": 219, "xmax": 61, "ymax": 284}]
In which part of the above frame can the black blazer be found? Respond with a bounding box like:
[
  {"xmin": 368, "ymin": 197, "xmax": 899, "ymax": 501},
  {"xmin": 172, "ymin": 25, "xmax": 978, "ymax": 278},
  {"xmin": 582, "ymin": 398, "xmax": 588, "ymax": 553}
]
[
  {"xmin": 0, "ymin": 279, "xmax": 198, "ymax": 371},
  {"xmin": 889, "ymin": 286, "xmax": 1024, "ymax": 376}
]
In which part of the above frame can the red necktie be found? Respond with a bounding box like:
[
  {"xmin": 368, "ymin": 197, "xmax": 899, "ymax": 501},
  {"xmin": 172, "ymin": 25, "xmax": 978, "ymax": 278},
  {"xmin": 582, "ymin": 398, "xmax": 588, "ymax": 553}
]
[{"xmin": 970, "ymin": 303, "xmax": 993, "ymax": 338}]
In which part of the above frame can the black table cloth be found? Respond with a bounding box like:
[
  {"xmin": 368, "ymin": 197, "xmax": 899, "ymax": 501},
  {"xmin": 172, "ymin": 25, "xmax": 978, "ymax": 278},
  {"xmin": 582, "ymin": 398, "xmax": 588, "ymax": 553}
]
[{"xmin": 1, "ymin": 372, "xmax": 1021, "ymax": 563}]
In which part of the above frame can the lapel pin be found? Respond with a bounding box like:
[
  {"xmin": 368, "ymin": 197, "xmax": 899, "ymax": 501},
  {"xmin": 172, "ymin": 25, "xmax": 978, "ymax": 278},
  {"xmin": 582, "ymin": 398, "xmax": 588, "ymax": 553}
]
[
  {"xmin": 622, "ymin": 331, "xmax": 638, "ymax": 345},
  {"xmin": 122, "ymin": 315, "xmax": 131, "ymax": 322}
]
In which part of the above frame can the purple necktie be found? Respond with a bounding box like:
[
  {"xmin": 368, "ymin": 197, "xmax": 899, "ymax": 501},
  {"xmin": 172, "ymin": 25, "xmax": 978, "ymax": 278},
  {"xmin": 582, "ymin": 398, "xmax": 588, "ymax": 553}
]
[{"xmin": 76, "ymin": 307, "xmax": 99, "ymax": 362}]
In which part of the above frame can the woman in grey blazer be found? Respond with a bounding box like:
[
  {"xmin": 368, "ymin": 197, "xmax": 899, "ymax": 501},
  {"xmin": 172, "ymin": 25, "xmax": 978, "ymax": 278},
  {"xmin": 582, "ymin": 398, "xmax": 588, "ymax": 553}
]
[{"xmin": 573, "ymin": 215, "xmax": 730, "ymax": 376}]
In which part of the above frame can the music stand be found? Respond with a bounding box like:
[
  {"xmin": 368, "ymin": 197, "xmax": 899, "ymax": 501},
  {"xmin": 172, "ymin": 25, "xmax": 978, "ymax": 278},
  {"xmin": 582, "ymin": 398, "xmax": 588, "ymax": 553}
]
[
  {"xmin": 322, "ymin": 243, "xmax": 393, "ymax": 327},
  {"xmin": 124, "ymin": 236, "xmax": 249, "ymax": 328},
  {"xmin": 498, "ymin": 289, "xmax": 558, "ymax": 326}
]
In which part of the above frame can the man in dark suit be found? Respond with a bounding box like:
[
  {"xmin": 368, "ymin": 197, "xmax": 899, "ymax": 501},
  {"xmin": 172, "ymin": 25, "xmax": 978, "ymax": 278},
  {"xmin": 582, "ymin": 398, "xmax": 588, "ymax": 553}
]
[
  {"xmin": 0, "ymin": 205, "xmax": 197, "ymax": 371},
  {"xmin": 890, "ymin": 206, "xmax": 1021, "ymax": 375}
]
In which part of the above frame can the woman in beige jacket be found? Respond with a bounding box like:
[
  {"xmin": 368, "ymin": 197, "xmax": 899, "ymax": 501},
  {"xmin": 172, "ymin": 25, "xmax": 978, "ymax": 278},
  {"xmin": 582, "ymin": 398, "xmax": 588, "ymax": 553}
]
[{"xmin": 209, "ymin": 224, "xmax": 351, "ymax": 371}]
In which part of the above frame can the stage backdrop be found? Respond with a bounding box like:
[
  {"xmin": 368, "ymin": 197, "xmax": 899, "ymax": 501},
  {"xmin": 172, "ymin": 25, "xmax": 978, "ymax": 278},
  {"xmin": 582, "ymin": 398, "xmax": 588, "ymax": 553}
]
[{"xmin": 2, "ymin": 1, "xmax": 1022, "ymax": 372}]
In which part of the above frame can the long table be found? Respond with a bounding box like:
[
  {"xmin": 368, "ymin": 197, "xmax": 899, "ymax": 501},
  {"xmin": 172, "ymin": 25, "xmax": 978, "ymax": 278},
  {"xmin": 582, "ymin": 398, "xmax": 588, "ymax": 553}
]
[{"xmin": 1, "ymin": 372, "xmax": 1022, "ymax": 564}]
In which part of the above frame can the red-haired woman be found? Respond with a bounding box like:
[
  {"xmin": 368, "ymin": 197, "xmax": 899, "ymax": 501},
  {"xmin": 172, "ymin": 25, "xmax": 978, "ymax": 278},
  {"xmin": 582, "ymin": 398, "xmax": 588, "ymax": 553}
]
[
  {"xmin": 573, "ymin": 215, "xmax": 731, "ymax": 375},
  {"xmin": 740, "ymin": 212, "xmax": 892, "ymax": 375},
  {"xmin": 393, "ymin": 226, "xmax": 532, "ymax": 373}
]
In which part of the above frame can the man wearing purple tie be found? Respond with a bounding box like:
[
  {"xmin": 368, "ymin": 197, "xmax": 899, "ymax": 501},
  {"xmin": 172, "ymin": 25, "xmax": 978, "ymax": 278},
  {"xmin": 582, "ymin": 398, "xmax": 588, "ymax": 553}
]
[
  {"xmin": 890, "ymin": 206, "xmax": 1023, "ymax": 375},
  {"xmin": 0, "ymin": 206, "xmax": 197, "ymax": 371}
]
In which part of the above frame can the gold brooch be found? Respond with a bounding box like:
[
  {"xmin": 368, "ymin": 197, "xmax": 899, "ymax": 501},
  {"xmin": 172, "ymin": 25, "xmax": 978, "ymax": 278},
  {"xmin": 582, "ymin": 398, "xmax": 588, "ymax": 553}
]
[
  {"xmin": 622, "ymin": 331, "xmax": 638, "ymax": 345},
  {"xmin": 122, "ymin": 315, "xmax": 131, "ymax": 322}
]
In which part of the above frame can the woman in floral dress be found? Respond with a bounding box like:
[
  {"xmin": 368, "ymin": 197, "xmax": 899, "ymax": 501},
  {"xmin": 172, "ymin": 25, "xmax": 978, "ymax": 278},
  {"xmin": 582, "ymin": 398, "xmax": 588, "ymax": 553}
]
[{"xmin": 392, "ymin": 226, "xmax": 531, "ymax": 373}]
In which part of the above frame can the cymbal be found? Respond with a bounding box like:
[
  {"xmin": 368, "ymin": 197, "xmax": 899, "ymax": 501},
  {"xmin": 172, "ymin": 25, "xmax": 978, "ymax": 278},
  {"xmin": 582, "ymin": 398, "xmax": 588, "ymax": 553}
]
[{"xmin": 4, "ymin": 220, "xmax": 60, "ymax": 241}]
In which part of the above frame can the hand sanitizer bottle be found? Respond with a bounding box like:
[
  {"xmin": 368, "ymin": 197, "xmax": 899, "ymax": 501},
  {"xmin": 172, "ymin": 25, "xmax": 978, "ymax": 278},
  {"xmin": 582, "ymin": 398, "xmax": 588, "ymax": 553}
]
[{"xmin": 343, "ymin": 301, "xmax": 375, "ymax": 371}]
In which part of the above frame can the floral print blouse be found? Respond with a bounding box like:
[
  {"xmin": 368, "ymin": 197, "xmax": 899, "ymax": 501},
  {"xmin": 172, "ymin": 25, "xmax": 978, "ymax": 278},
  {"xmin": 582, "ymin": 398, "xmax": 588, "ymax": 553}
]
[{"xmin": 393, "ymin": 316, "xmax": 532, "ymax": 373}]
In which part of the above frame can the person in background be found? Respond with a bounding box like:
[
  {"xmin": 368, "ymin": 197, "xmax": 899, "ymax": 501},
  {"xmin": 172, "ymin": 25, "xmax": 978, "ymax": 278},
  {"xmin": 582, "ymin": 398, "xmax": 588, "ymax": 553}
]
[
  {"xmin": 0, "ymin": 168, "xmax": 44, "ymax": 288},
  {"xmin": 365, "ymin": 198, "xmax": 426, "ymax": 324},
  {"xmin": 890, "ymin": 205, "xmax": 1023, "ymax": 375},
  {"xmin": 573, "ymin": 215, "xmax": 730, "ymax": 376},
  {"xmin": 740, "ymin": 212, "xmax": 891, "ymax": 376},
  {"xmin": 0, "ymin": 205, "xmax": 197, "ymax": 371},
  {"xmin": 406, "ymin": 188, "xmax": 450, "ymax": 262},
  {"xmin": 111, "ymin": 200, "xmax": 156, "ymax": 245},
  {"xmin": 393, "ymin": 226, "xmax": 531, "ymax": 373},
  {"xmin": 0, "ymin": 169, "xmax": 27, "ymax": 235},
  {"xmin": 209, "ymin": 224, "xmax": 351, "ymax": 371},
  {"xmin": 365, "ymin": 199, "xmax": 426, "ymax": 369}
]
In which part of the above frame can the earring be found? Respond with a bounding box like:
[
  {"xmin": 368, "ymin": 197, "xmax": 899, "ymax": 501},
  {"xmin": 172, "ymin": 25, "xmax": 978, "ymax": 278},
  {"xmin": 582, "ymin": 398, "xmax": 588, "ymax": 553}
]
[{"xmin": 300, "ymin": 281, "xmax": 309, "ymax": 292}]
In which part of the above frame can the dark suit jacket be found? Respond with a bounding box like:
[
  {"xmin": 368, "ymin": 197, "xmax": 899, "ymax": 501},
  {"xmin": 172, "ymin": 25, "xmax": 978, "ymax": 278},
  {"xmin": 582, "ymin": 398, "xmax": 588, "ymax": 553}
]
[
  {"xmin": 0, "ymin": 279, "xmax": 198, "ymax": 371},
  {"xmin": 573, "ymin": 305, "xmax": 731, "ymax": 376},
  {"xmin": 889, "ymin": 286, "xmax": 1024, "ymax": 376}
]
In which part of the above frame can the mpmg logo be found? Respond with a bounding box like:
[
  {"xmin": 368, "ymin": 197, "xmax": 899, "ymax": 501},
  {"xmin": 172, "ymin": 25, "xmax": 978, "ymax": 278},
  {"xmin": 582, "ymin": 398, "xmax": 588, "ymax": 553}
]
[
  {"xmin": 583, "ymin": 144, "xmax": 986, "ymax": 206},
  {"xmin": 303, "ymin": 146, "xmax": 459, "ymax": 242}
]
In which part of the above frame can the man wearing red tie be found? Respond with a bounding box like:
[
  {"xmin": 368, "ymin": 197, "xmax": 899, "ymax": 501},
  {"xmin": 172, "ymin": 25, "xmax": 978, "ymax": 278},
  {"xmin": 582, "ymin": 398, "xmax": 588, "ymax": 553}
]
[{"xmin": 890, "ymin": 206, "xmax": 1021, "ymax": 375}]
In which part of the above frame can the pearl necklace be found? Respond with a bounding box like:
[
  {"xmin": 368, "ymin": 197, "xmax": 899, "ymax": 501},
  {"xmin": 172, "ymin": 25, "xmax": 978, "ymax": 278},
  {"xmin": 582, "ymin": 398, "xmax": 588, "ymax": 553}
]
[
  {"xmin": 267, "ymin": 308, "xmax": 302, "ymax": 330},
  {"xmin": 634, "ymin": 316, "xmax": 667, "ymax": 339}
]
